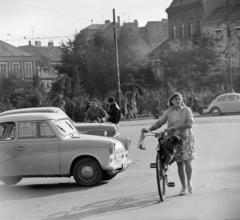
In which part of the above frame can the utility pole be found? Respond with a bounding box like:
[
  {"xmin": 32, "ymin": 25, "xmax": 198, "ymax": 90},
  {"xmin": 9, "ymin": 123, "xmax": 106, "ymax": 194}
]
[{"xmin": 113, "ymin": 9, "xmax": 121, "ymax": 109}]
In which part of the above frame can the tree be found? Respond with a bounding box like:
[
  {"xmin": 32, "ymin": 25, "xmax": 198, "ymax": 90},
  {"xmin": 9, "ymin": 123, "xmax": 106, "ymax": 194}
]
[
  {"xmin": 160, "ymin": 32, "xmax": 228, "ymax": 93},
  {"xmin": 52, "ymin": 27, "xmax": 155, "ymax": 100}
]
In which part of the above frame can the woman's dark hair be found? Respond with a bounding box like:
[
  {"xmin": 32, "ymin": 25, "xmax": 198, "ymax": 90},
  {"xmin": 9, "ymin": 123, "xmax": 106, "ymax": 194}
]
[{"xmin": 168, "ymin": 92, "xmax": 185, "ymax": 108}]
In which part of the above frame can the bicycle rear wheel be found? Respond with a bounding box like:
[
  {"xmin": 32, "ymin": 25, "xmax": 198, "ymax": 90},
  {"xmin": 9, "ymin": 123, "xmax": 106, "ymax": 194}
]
[{"xmin": 156, "ymin": 153, "xmax": 166, "ymax": 202}]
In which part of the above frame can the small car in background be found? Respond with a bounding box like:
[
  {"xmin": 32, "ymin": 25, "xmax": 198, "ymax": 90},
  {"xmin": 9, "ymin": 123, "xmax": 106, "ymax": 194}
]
[
  {"xmin": 0, "ymin": 107, "xmax": 120, "ymax": 137},
  {"xmin": 0, "ymin": 113, "xmax": 131, "ymax": 186},
  {"xmin": 204, "ymin": 93, "xmax": 240, "ymax": 116}
]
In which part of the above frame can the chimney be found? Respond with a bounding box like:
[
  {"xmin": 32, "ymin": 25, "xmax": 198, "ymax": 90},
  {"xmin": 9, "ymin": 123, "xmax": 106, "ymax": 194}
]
[
  {"xmin": 48, "ymin": 41, "xmax": 54, "ymax": 47},
  {"xmin": 29, "ymin": 41, "xmax": 31, "ymax": 46},
  {"xmin": 117, "ymin": 16, "xmax": 121, "ymax": 25},
  {"xmin": 35, "ymin": 41, "xmax": 41, "ymax": 46},
  {"xmin": 105, "ymin": 20, "xmax": 110, "ymax": 24}
]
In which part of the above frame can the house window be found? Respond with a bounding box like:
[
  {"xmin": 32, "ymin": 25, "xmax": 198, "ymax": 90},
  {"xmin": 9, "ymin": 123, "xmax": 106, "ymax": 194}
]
[
  {"xmin": 180, "ymin": 24, "xmax": 185, "ymax": 38},
  {"xmin": 189, "ymin": 23, "xmax": 193, "ymax": 36},
  {"xmin": 172, "ymin": 26, "xmax": 176, "ymax": 39},
  {"xmin": 12, "ymin": 62, "xmax": 20, "ymax": 72},
  {"xmin": 24, "ymin": 62, "xmax": 33, "ymax": 77},
  {"xmin": 0, "ymin": 62, "xmax": 8, "ymax": 76}
]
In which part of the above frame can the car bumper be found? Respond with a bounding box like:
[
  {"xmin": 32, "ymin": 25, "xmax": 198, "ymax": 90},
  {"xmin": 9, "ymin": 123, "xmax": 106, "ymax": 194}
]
[{"xmin": 105, "ymin": 159, "xmax": 132, "ymax": 173}]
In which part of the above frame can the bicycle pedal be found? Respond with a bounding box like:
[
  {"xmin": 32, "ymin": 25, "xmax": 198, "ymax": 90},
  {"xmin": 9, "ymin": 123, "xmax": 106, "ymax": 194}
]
[
  {"xmin": 167, "ymin": 182, "xmax": 175, "ymax": 187},
  {"xmin": 150, "ymin": 163, "xmax": 156, "ymax": 168}
]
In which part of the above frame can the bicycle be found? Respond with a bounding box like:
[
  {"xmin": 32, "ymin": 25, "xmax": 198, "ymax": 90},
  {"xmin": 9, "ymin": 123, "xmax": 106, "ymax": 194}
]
[{"xmin": 143, "ymin": 128, "xmax": 182, "ymax": 202}]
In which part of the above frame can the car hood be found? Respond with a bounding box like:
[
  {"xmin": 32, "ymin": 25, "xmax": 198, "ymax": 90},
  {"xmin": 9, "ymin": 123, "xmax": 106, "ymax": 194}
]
[
  {"xmin": 74, "ymin": 122, "xmax": 120, "ymax": 137},
  {"xmin": 65, "ymin": 134, "xmax": 126, "ymax": 153}
]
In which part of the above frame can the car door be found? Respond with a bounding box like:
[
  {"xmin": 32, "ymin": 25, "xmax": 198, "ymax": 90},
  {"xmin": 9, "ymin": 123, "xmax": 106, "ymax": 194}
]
[
  {"xmin": 216, "ymin": 95, "xmax": 230, "ymax": 113},
  {"xmin": 14, "ymin": 121, "xmax": 61, "ymax": 176},
  {"xmin": 228, "ymin": 94, "xmax": 240, "ymax": 113},
  {"xmin": 0, "ymin": 122, "xmax": 16, "ymax": 176}
]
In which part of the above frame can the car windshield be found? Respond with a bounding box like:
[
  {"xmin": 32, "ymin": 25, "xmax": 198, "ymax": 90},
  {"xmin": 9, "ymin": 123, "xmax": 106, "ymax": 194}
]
[{"xmin": 54, "ymin": 119, "xmax": 79, "ymax": 137}]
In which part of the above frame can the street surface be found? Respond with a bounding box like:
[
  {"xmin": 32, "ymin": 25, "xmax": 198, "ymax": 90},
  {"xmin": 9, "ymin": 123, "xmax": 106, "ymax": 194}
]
[{"xmin": 1, "ymin": 115, "xmax": 240, "ymax": 220}]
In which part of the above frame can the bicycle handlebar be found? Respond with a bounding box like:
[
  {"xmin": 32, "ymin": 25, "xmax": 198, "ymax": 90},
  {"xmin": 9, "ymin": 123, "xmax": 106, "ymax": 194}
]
[{"xmin": 143, "ymin": 127, "xmax": 174, "ymax": 138}]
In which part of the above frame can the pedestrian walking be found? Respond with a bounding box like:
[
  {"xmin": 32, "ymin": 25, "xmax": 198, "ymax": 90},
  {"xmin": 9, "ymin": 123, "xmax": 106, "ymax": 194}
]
[
  {"xmin": 131, "ymin": 98, "xmax": 138, "ymax": 119},
  {"xmin": 142, "ymin": 92, "xmax": 196, "ymax": 195},
  {"xmin": 124, "ymin": 98, "xmax": 132, "ymax": 120}
]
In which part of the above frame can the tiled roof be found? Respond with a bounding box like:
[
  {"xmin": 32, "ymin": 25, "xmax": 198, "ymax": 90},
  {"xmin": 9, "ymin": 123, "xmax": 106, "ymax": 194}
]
[
  {"xmin": 168, "ymin": 0, "xmax": 200, "ymax": 8},
  {"xmin": 0, "ymin": 40, "xmax": 33, "ymax": 57},
  {"xmin": 148, "ymin": 39, "xmax": 169, "ymax": 60},
  {"xmin": 18, "ymin": 45, "xmax": 61, "ymax": 60},
  {"xmin": 204, "ymin": 3, "xmax": 240, "ymax": 22}
]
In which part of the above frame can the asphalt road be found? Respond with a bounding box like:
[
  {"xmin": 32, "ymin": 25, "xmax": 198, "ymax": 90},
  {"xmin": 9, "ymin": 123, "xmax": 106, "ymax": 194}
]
[{"xmin": 1, "ymin": 115, "xmax": 240, "ymax": 220}]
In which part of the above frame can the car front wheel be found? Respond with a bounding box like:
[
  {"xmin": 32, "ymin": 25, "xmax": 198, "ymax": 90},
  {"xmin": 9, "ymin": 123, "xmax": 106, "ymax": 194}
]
[
  {"xmin": 73, "ymin": 158, "xmax": 103, "ymax": 186},
  {"xmin": 1, "ymin": 177, "xmax": 22, "ymax": 186},
  {"xmin": 211, "ymin": 107, "xmax": 221, "ymax": 116}
]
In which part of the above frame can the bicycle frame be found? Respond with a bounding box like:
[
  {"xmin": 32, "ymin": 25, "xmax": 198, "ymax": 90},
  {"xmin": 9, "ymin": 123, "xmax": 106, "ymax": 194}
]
[{"xmin": 144, "ymin": 128, "xmax": 175, "ymax": 202}]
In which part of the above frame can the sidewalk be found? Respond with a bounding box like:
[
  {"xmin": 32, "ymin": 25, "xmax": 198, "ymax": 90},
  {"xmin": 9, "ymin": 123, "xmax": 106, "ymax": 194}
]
[{"xmin": 119, "ymin": 112, "xmax": 202, "ymax": 126}]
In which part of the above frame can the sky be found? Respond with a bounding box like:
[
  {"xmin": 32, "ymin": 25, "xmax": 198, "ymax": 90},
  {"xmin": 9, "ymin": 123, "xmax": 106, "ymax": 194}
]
[{"xmin": 0, "ymin": 0, "xmax": 173, "ymax": 47}]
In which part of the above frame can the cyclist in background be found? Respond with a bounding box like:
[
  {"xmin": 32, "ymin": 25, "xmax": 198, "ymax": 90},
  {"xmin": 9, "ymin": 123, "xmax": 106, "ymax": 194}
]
[
  {"xmin": 142, "ymin": 92, "xmax": 196, "ymax": 195},
  {"xmin": 84, "ymin": 98, "xmax": 108, "ymax": 123}
]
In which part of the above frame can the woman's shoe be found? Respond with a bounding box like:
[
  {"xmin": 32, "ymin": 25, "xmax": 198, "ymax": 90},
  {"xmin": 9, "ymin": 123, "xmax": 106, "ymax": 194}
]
[
  {"xmin": 179, "ymin": 187, "xmax": 187, "ymax": 195},
  {"xmin": 188, "ymin": 185, "xmax": 194, "ymax": 194}
]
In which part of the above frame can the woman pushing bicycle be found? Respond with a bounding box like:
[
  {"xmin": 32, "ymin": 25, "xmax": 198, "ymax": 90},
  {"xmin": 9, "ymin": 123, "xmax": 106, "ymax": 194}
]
[{"xmin": 142, "ymin": 92, "xmax": 196, "ymax": 195}]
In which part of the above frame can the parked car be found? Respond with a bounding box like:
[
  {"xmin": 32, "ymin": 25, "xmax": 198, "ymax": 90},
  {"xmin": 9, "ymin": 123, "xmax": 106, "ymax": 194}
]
[
  {"xmin": 204, "ymin": 93, "xmax": 240, "ymax": 116},
  {"xmin": 0, "ymin": 113, "xmax": 131, "ymax": 186},
  {"xmin": 0, "ymin": 107, "xmax": 120, "ymax": 137}
]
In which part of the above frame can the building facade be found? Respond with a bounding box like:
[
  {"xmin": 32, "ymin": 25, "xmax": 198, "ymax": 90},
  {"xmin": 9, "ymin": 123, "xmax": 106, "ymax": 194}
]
[{"xmin": 0, "ymin": 40, "xmax": 38, "ymax": 83}]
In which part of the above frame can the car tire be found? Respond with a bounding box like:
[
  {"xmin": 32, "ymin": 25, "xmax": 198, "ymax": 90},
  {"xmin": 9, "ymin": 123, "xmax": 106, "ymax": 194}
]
[
  {"xmin": 0, "ymin": 177, "xmax": 22, "ymax": 186},
  {"xmin": 73, "ymin": 158, "xmax": 103, "ymax": 186},
  {"xmin": 102, "ymin": 171, "xmax": 117, "ymax": 181},
  {"xmin": 211, "ymin": 107, "xmax": 221, "ymax": 116}
]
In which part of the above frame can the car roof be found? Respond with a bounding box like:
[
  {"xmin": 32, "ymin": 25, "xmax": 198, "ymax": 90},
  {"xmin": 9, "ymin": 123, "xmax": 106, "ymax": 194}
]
[
  {"xmin": 217, "ymin": 93, "xmax": 240, "ymax": 97},
  {"xmin": 0, "ymin": 112, "xmax": 68, "ymax": 123},
  {"xmin": 0, "ymin": 107, "xmax": 66, "ymax": 117}
]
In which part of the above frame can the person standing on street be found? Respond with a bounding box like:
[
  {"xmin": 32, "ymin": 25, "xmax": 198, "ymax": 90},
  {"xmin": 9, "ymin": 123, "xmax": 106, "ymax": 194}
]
[
  {"xmin": 131, "ymin": 98, "xmax": 138, "ymax": 119},
  {"xmin": 107, "ymin": 97, "xmax": 121, "ymax": 124},
  {"xmin": 84, "ymin": 98, "xmax": 107, "ymax": 122},
  {"xmin": 186, "ymin": 92, "xmax": 193, "ymax": 111},
  {"xmin": 152, "ymin": 98, "xmax": 160, "ymax": 119},
  {"xmin": 142, "ymin": 92, "xmax": 196, "ymax": 195}
]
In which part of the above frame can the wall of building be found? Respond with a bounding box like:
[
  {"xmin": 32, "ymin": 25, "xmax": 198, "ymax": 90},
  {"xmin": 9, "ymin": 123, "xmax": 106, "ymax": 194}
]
[{"xmin": 167, "ymin": 2, "xmax": 203, "ymax": 42}]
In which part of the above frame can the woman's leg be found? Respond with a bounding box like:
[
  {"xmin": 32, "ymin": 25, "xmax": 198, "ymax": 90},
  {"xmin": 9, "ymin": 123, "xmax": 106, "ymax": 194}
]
[
  {"xmin": 184, "ymin": 159, "xmax": 192, "ymax": 181},
  {"xmin": 177, "ymin": 161, "xmax": 186, "ymax": 187},
  {"xmin": 184, "ymin": 159, "xmax": 194, "ymax": 193}
]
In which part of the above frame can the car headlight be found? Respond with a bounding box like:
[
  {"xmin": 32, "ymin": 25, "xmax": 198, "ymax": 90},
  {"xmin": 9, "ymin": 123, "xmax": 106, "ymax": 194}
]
[
  {"xmin": 109, "ymin": 142, "xmax": 116, "ymax": 154},
  {"xmin": 124, "ymin": 138, "xmax": 131, "ymax": 151}
]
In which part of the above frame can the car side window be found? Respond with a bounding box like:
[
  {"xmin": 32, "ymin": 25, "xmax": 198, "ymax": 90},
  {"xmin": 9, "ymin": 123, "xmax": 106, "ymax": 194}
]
[
  {"xmin": 0, "ymin": 122, "xmax": 15, "ymax": 141},
  {"xmin": 39, "ymin": 122, "xmax": 56, "ymax": 138},
  {"xmin": 18, "ymin": 122, "xmax": 37, "ymax": 139},
  {"xmin": 228, "ymin": 95, "xmax": 235, "ymax": 101},
  {"xmin": 218, "ymin": 96, "xmax": 228, "ymax": 102},
  {"xmin": 0, "ymin": 125, "xmax": 5, "ymax": 138}
]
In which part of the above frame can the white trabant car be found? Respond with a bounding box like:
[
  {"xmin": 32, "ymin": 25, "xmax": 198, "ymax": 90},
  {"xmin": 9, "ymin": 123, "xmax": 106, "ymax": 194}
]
[
  {"xmin": 0, "ymin": 107, "xmax": 120, "ymax": 137},
  {"xmin": 0, "ymin": 113, "xmax": 131, "ymax": 186}
]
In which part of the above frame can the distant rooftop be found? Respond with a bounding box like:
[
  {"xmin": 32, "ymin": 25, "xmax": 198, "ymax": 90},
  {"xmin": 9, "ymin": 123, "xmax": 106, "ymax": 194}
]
[{"xmin": 0, "ymin": 40, "xmax": 33, "ymax": 57}]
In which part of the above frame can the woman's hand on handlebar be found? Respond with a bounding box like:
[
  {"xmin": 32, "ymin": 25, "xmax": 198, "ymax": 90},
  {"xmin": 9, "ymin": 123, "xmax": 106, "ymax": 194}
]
[{"xmin": 142, "ymin": 128, "xmax": 150, "ymax": 133}]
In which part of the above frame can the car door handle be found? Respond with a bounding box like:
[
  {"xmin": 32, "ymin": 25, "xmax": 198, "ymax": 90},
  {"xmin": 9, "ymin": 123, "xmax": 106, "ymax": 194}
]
[{"xmin": 16, "ymin": 146, "xmax": 25, "ymax": 151}]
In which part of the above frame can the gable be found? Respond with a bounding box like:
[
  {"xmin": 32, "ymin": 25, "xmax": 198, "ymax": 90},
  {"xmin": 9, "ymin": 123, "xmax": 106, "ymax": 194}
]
[{"xmin": 0, "ymin": 40, "xmax": 33, "ymax": 57}]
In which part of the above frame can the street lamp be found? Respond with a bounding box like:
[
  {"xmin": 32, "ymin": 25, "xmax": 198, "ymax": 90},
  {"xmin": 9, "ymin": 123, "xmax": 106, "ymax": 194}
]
[{"xmin": 215, "ymin": 16, "xmax": 240, "ymax": 92}]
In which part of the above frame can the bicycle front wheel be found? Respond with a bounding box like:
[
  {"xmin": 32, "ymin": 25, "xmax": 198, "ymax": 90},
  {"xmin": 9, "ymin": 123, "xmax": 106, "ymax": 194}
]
[{"xmin": 156, "ymin": 153, "xmax": 166, "ymax": 202}]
